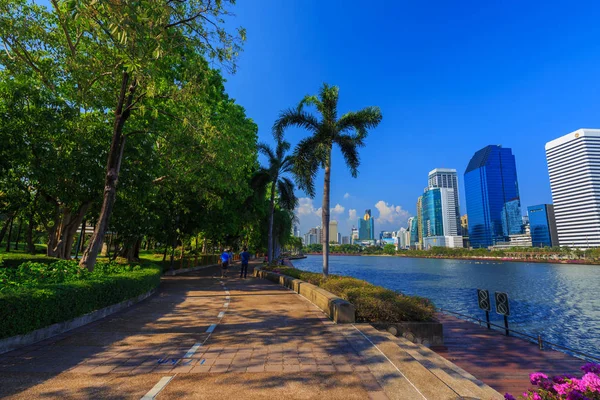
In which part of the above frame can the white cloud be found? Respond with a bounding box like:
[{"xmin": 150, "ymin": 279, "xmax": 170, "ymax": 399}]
[
  {"xmin": 374, "ymin": 201, "xmax": 411, "ymax": 231},
  {"xmin": 348, "ymin": 209, "xmax": 357, "ymax": 221},
  {"xmin": 331, "ymin": 204, "xmax": 345, "ymax": 214},
  {"xmin": 296, "ymin": 197, "xmax": 320, "ymax": 217},
  {"xmin": 343, "ymin": 192, "xmax": 351, "ymax": 199}
]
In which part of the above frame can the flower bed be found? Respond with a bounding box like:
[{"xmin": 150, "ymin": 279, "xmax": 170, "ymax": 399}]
[
  {"xmin": 262, "ymin": 265, "xmax": 435, "ymax": 322},
  {"xmin": 504, "ymin": 363, "xmax": 600, "ymax": 400},
  {"xmin": 0, "ymin": 260, "xmax": 161, "ymax": 339}
]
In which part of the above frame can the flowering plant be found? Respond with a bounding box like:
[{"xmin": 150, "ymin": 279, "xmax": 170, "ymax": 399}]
[{"xmin": 504, "ymin": 363, "xmax": 600, "ymax": 400}]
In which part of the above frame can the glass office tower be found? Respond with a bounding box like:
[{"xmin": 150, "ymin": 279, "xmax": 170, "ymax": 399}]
[
  {"xmin": 464, "ymin": 145, "xmax": 522, "ymax": 248},
  {"xmin": 358, "ymin": 209, "xmax": 374, "ymax": 240},
  {"xmin": 527, "ymin": 204, "xmax": 559, "ymax": 247}
]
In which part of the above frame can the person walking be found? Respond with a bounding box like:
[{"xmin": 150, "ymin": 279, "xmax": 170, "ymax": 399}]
[
  {"xmin": 240, "ymin": 247, "xmax": 250, "ymax": 278},
  {"xmin": 220, "ymin": 249, "xmax": 230, "ymax": 278}
]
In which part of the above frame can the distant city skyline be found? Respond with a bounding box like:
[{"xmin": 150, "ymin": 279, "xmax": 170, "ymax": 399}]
[{"xmin": 220, "ymin": 2, "xmax": 600, "ymax": 239}]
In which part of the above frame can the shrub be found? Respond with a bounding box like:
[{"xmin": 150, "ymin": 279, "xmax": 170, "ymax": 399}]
[
  {"xmin": 504, "ymin": 363, "xmax": 600, "ymax": 399},
  {"xmin": 263, "ymin": 265, "xmax": 435, "ymax": 322},
  {"xmin": 0, "ymin": 254, "xmax": 59, "ymax": 269},
  {"xmin": 0, "ymin": 263, "xmax": 161, "ymax": 339}
]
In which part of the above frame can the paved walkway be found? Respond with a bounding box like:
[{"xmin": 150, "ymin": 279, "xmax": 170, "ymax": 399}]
[
  {"xmin": 434, "ymin": 313, "xmax": 585, "ymax": 395},
  {"xmin": 0, "ymin": 262, "xmax": 500, "ymax": 399}
]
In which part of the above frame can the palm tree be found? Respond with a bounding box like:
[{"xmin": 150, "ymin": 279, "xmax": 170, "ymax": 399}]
[
  {"xmin": 257, "ymin": 137, "xmax": 297, "ymax": 264},
  {"xmin": 274, "ymin": 83, "xmax": 382, "ymax": 277}
]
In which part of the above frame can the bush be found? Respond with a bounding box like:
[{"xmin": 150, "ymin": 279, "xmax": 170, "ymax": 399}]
[
  {"xmin": 0, "ymin": 262, "xmax": 161, "ymax": 339},
  {"xmin": 263, "ymin": 266, "xmax": 435, "ymax": 322},
  {"xmin": 504, "ymin": 363, "xmax": 600, "ymax": 399},
  {"xmin": 0, "ymin": 254, "xmax": 59, "ymax": 269}
]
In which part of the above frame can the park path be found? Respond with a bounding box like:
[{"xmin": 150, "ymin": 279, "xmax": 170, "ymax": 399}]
[{"xmin": 0, "ymin": 262, "xmax": 501, "ymax": 400}]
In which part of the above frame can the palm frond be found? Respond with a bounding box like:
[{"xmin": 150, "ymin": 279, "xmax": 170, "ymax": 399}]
[
  {"xmin": 275, "ymin": 139, "xmax": 291, "ymax": 160},
  {"xmin": 280, "ymin": 155, "xmax": 295, "ymax": 174},
  {"xmin": 277, "ymin": 176, "xmax": 298, "ymax": 211},
  {"xmin": 318, "ymin": 83, "xmax": 339, "ymax": 122},
  {"xmin": 337, "ymin": 106, "xmax": 383, "ymax": 139},
  {"xmin": 257, "ymin": 142, "xmax": 276, "ymax": 163},
  {"xmin": 297, "ymin": 94, "xmax": 321, "ymax": 113},
  {"xmin": 292, "ymin": 135, "xmax": 324, "ymax": 197},
  {"xmin": 273, "ymin": 108, "xmax": 321, "ymax": 140},
  {"xmin": 335, "ymin": 134, "xmax": 361, "ymax": 178}
]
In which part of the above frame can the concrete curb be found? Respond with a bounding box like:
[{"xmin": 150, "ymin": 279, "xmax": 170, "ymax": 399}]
[
  {"xmin": 0, "ymin": 289, "xmax": 156, "ymax": 355},
  {"xmin": 253, "ymin": 267, "xmax": 355, "ymax": 323}
]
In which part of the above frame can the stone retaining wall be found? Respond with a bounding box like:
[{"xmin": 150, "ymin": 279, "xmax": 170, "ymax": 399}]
[{"xmin": 253, "ymin": 267, "xmax": 355, "ymax": 323}]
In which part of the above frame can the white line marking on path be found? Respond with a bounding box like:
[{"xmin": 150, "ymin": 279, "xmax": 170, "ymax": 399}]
[
  {"xmin": 223, "ymin": 302, "xmax": 229, "ymax": 308},
  {"xmin": 225, "ymin": 291, "xmax": 230, "ymax": 295},
  {"xmin": 351, "ymin": 325, "xmax": 428, "ymax": 400},
  {"xmin": 225, "ymin": 296, "xmax": 230, "ymax": 300},
  {"xmin": 141, "ymin": 376, "xmax": 174, "ymax": 400},
  {"xmin": 206, "ymin": 324, "xmax": 217, "ymax": 333},
  {"xmin": 184, "ymin": 343, "xmax": 202, "ymax": 358},
  {"xmin": 218, "ymin": 311, "xmax": 225, "ymax": 319}
]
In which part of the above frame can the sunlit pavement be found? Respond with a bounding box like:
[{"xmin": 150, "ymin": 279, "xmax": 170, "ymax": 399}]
[{"xmin": 0, "ymin": 262, "xmax": 500, "ymax": 399}]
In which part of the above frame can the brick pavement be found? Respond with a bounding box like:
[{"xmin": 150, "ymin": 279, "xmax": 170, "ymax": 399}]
[{"xmin": 0, "ymin": 262, "xmax": 500, "ymax": 399}]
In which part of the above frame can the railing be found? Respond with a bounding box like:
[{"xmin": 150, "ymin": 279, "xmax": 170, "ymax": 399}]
[{"xmin": 438, "ymin": 308, "xmax": 600, "ymax": 363}]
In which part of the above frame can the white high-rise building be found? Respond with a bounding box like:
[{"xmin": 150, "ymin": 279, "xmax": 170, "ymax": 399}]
[
  {"xmin": 329, "ymin": 220, "xmax": 339, "ymax": 243},
  {"xmin": 428, "ymin": 168, "xmax": 461, "ymax": 234},
  {"xmin": 546, "ymin": 129, "xmax": 600, "ymax": 248}
]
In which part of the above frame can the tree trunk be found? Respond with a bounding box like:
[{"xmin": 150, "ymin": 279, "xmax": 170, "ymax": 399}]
[
  {"xmin": 49, "ymin": 203, "xmax": 90, "ymax": 259},
  {"xmin": 162, "ymin": 244, "xmax": 168, "ymax": 262},
  {"xmin": 79, "ymin": 72, "xmax": 136, "ymax": 272},
  {"xmin": 268, "ymin": 179, "xmax": 277, "ymax": 264},
  {"xmin": 321, "ymin": 149, "xmax": 332, "ymax": 277},
  {"xmin": 134, "ymin": 238, "xmax": 141, "ymax": 260},
  {"xmin": 5, "ymin": 217, "xmax": 14, "ymax": 252},
  {"xmin": 0, "ymin": 217, "xmax": 10, "ymax": 245},
  {"xmin": 14, "ymin": 218, "xmax": 23, "ymax": 250},
  {"xmin": 26, "ymin": 194, "xmax": 38, "ymax": 254}
]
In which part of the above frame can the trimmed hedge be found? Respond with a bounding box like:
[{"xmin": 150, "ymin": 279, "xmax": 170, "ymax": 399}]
[
  {"xmin": 0, "ymin": 254, "xmax": 59, "ymax": 269},
  {"xmin": 0, "ymin": 265, "xmax": 161, "ymax": 339},
  {"xmin": 263, "ymin": 265, "xmax": 435, "ymax": 323}
]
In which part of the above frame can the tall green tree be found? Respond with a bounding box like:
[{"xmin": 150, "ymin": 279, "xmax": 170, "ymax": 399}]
[
  {"xmin": 0, "ymin": 0, "xmax": 245, "ymax": 270},
  {"xmin": 257, "ymin": 137, "xmax": 297, "ymax": 263},
  {"xmin": 274, "ymin": 83, "xmax": 382, "ymax": 276}
]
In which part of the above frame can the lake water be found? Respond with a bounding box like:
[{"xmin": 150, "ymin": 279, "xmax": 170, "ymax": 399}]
[{"xmin": 293, "ymin": 255, "xmax": 600, "ymax": 359}]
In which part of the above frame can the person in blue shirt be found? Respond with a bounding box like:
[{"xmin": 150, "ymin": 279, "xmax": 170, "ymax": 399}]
[
  {"xmin": 240, "ymin": 247, "xmax": 250, "ymax": 278},
  {"xmin": 220, "ymin": 249, "xmax": 230, "ymax": 278}
]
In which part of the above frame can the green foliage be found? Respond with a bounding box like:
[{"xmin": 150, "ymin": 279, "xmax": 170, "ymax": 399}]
[
  {"xmin": 263, "ymin": 266, "xmax": 435, "ymax": 322},
  {"xmin": 383, "ymin": 244, "xmax": 396, "ymax": 255},
  {"xmin": 0, "ymin": 254, "xmax": 59, "ymax": 269},
  {"xmin": 0, "ymin": 262, "xmax": 161, "ymax": 338}
]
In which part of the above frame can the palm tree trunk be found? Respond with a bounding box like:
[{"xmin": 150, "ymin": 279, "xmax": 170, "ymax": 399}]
[
  {"xmin": 268, "ymin": 179, "xmax": 277, "ymax": 265},
  {"xmin": 321, "ymin": 150, "xmax": 332, "ymax": 277}
]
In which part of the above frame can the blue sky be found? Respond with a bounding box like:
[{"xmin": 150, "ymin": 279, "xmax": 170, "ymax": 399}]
[{"xmin": 222, "ymin": 0, "xmax": 600, "ymax": 237}]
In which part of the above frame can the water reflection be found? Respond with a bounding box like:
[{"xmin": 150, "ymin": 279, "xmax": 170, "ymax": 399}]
[{"xmin": 293, "ymin": 255, "xmax": 600, "ymax": 358}]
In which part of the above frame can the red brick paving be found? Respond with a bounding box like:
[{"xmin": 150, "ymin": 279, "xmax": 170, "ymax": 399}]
[{"xmin": 433, "ymin": 313, "xmax": 585, "ymax": 396}]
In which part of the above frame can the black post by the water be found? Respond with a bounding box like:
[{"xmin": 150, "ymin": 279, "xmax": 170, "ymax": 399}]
[
  {"xmin": 504, "ymin": 315, "xmax": 509, "ymax": 336},
  {"xmin": 485, "ymin": 311, "xmax": 491, "ymax": 329}
]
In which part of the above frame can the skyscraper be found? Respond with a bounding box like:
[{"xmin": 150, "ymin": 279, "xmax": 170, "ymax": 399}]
[
  {"xmin": 408, "ymin": 217, "xmax": 419, "ymax": 248},
  {"xmin": 464, "ymin": 145, "xmax": 522, "ymax": 248},
  {"xmin": 421, "ymin": 187, "xmax": 458, "ymax": 237},
  {"xmin": 358, "ymin": 209, "xmax": 374, "ymax": 240},
  {"xmin": 416, "ymin": 196, "xmax": 423, "ymax": 249},
  {"xmin": 527, "ymin": 204, "xmax": 559, "ymax": 248},
  {"xmin": 329, "ymin": 220, "xmax": 339, "ymax": 244},
  {"xmin": 546, "ymin": 129, "xmax": 600, "ymax": 248},
  {"xmin": 428, "ymin": 168, "xmax": 461, "ymax": 234}
]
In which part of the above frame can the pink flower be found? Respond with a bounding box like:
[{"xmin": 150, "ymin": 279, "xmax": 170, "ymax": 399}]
[
  {"xmin": 503, "ymin": 394, "xmax": 516, "ymax": 400},
  {"xmin": 530, "ymin": 372, "xmax": 548, "ymax": 385},
  {"xmin": 581, "ymin": 363, "xmax": 600, "ymax": 374},
  {"xmin": 554, "ymin": 382, "xmax": 571, "ymax": 395},
  {"xmin": 580, "ymin": 372, "xmax": 600, "ymax": 392}
]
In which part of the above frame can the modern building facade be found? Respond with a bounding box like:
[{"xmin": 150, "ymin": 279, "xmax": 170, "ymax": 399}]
[
  {"xmin": 416, "ymin": 196, "xmax": 423, "ymax": 249},
  {"xmin": 351, "ymin": 227, "xmax": 359, "ymax": 244},
  {"xmin": 329, "ymin": 220, "xmax": 339, "ymax": 244},
  {"xmin": 341, "ymin": 236, "xmax": 350, "ymax": 245},
  {"xmin": 464, "ymin": 145, "xmax": 522, "ymax": 248},
  {"xmin": 545, "ymin": 129, "xmax": 600, "ymax": 248},
  {"xmin": 358, "ymin": 209, "xmax": 375, "ymax": 240},
  {"xmin": 428, "ymin": 168, "xmax": 461, "ymax": 234},
  {"xmin": 408, "ymin": 217, "xmax": 418, "ymax": 248},
  {"xmin": 420, "ymin": 187, "xmax": 462, "ymax": 248},
  {"xmin": 461, "ymin": 214, "xmax": 469, "ymax": 236},
  {"xmin": 527, "ymin": 204, "xmax": 558, "ymax": 247}
]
